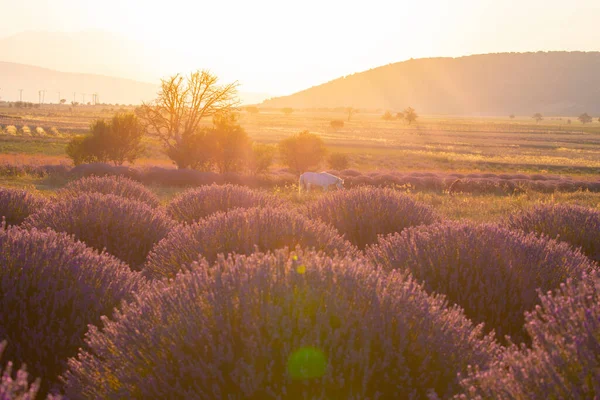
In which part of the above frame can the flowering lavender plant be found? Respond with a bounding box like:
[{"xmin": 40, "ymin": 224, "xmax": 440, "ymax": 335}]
[
  {"xmin": 458, "ymin": 271, "xmax": 600, "ymax": 399},
  {"xmin": 507, "ymin": 203, "xmax": 600, "ymax": 262},
  {"xmin": 24, "ymin": 193, "xmax": 175, "ymax": 269},
  {"xmin": 57, "ymin": 175, "xmax": 160, "ymax": 208},
  {"xmin": 0, "ymin": 188, "xmax": 48, "ymax": 227},
  {"xmin": 145, "ymin": 207, "xmax": 356, "ymax": 279},
  {"xmin": 64, "ymin": 249, "xmax": 498, "ymax": 399},
  {"xmin": 305, "ymin": 187, "xmax": 439, "ymax": 249},
  {"xmin": 166, "ymin": 184, "xmax": 284, "ymax": 224},
  {"xmin": 0, "ymin": 341, "xmax": 41, "ymax": 400},
  {"xmin": 0, "ymin": 227, "xmax": 146, "ymax": 393},
  {"xmin": 367, "ymin": 221, "xmax": 596, "ymax": 343}
]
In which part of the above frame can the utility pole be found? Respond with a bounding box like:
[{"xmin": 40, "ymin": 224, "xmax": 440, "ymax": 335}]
[
  {"xmin": 73, "ymin": 92, "xmax": 76, "ymax": 103},
  {"xmin": 19, "ymin": 89, "xmax": 23, "ymax": 102},
  {"xmin": 82, "ymin": 93, "xmax": 86, "ymax": 104},
  {"xmin": 57, "ymin": 92, "xmax": 61, "ymax": 104}
]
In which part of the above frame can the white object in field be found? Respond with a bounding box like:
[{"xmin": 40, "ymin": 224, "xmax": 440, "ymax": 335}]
[{"xmin": 299, "ymin": 172, "xmax": 344, "ymax": 193}]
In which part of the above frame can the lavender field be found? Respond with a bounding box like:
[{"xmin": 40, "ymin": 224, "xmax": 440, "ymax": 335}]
[{"xmin": 0, "ymin": 175, "xmax": 599, "ymax": 399}]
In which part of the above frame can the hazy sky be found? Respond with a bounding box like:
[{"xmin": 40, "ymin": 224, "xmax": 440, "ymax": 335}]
[{"xmin": 1, "ymin": 0, "xmax": 599, "ymax": 95}]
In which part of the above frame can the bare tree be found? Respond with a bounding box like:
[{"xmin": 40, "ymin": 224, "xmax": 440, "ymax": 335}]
[
  {"xmin": 346, "ymin": 107, "xmax": 358, "ymax": 121},
  {"xmin": 138, "ymin": 70, "xmax": 239, "ymax": 168}
]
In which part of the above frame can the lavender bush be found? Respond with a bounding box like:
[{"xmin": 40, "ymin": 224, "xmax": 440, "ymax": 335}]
[
  {"xmin": 305, "ymin": 187, "xmax": 439, "ymax": 249},
  {"xmin": 145, "ymin": 207, "xmax": 355, "ymax": 279},
  {"xmin": 458, "ymin": 271, "xmax": 600, "ymax": 399},
  {"xmin": 57, "ymin": 175, "xmax": 160, "ymax": 208},
  {"xmin": 64, "ymin": 249, "xmax": 498, "ymax": 399},
  {"xmin": 0, "ymin": 227, "xmax": 145, "ymax": 393},
  {"xmin": 367, "ymin": 222, "xmax": 596, "ymax": 343},
  {"xmin": 0, "ymin": 341, "xmax": 41, "ymax": 400},
  {"xmin": 166, "ymin": 184, "xmax": 284, "ymax": 224},
  {"xmin": 24, "ymin": 193, "xmax": 175, "ymax": 269},
  {"xmin": 507, "ymin": 203, "xmax": 600, "ymax": 262},
  {"xmin": 0, "ymin": 188, "xmax": 48, "ymax": 227}
]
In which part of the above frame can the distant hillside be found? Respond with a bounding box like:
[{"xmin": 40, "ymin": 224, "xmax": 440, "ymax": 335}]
[
  {"xmin": 0, "ymin": 61, "xmax": 269, "ymax": 105},
  {"xmin": 0, "ymin": 61, "xmax": 158, "ymax": 105},
  {"xmin": 261, "ymin": 52, "xmax": 600, "ymax": 116}
]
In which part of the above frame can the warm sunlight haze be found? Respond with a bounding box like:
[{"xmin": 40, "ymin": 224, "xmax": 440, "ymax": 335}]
[
  {"xmin": 1, "ymin": 1, "xmax": 600, "ymax": 399},
  {"xmin": 1, "ymin": 0, "xmax": 599, "ymax": 95}
]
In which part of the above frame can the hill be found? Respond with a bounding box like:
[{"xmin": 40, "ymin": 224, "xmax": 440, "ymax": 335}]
[
  {"xmin": 0, "ymin": 61, "xmax": 158, "ymax": 105},
  {"xmin": 0, "ymin": 61, "xmax": 269, "ymax": 106},
  {"xmin": 260, "ymin": 52, "xmax": 600, "ymax": 116},
  {"xmin": 0, "ymin": 31, "xmax": 270, "ymax": 105}
]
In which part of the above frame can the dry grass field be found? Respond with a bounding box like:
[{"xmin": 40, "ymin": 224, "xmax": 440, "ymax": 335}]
[{"xmin": 1, "ymin": 104, "xmax": 599, "ymax": 222}]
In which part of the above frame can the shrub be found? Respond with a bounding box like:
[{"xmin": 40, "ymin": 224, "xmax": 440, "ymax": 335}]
[
  {"xmin": 367, "ymin": 222, "xmax": 596, "ymax": 343},
  {"xmin": 329, "ymin": 119, "xmax": 344, "ymax": 129},
  {"xmin": 58, "ymin": 175, "xmax": 160, "ymax": 208},
  {"xmin": 64, "ymin": 249, "xmax": 498, "ymax": 399},
  {"xmin": 65, "ymin": 136, "xmax": 98, "ymax": 165},
  {"xmin": 306, "ymin": 187, "xmax": 439, "ymax": 249},
  {"xmin": 0, "ymin": 227, "xmax": 145, "ymax": 393},
  {"xmin": 166, "ymin": 184, "xmax": 284, "ymax": 224},
  {"xmin": 0, "ymin": 341, "xmax": 42, "ymax": 399},
  {"xmin": 248, "ymin": 143, "xmax": 275, "ymax": 175},
  {"xmin": 208, "ymin": 113, "xmax": 252, "ymax": 173},
  {"xmin": 458, "ymin": 271, "xmax": 600, "ymax": 399},
  {"xmin": 507, "ymin": 203, "xmax": 600, "ymax": 262},
  {"xmin": 66, "ymin": 113, "xmax": 144, "ymax": 166},
  {"xmin": 23, "ymin": 193, "xmax": 175, "ymax": 269},
  {"xmin": 0, "ymin": 188, "xmax": 48, "ymax": 227},
  {"xmin": 381, "ymin": 111, "xmax": 393, "ymax": 120},
  {"xmin": 327, "ymin": 152, "xmax": 349, "ymax": 170},
  {"xmin": 145, "ymin": 207, "xmax": 356, "ymax": 279},
  {"xmin": 278, "ymin": 131, "xmax": 327, "ymax": 173}
]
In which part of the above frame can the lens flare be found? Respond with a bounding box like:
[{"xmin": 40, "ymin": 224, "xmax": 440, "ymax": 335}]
[{"xmin": 286, "ymin": 346, "xmax": 327, "ymax": 380}]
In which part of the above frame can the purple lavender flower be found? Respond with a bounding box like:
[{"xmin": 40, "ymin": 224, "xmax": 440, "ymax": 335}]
[
  {"xmin": 166, "ymin": 184, "xmax": 285, "ymax": 224},
  {"xmin": 507, "ymin": 203, "xmax": 600, "ymax": 262},
  {"xmin": 458, "ymin": 271, "xmax": 600, "ymax": 399},
  {"xmin": 305, "ymin": 187, "xmax": 439, "ymax": 249},
  {"xmin": 0, "ymin": 188, "xmax": 48, "ymax": 227},
  {"xmin": 367, "ymin": 221, "xmax": 596, "ymax": 343},
  {"xmin": 144, "ymin": 206, "xmax": 356, "ymax": 279},
  {"xmin": 57, "ymin": 175, "xmax": 160, "ymax": 208},
  {"xmin": 64, "ymin": 249, "xmax": 498, "ymax": 399},
  {"xmin": 23, "ymin": 193, "xmax": 175, "ymax": 269},
  {"xmin": 0, "ymin": 226, "xmax": 146, "ymax": 394}
]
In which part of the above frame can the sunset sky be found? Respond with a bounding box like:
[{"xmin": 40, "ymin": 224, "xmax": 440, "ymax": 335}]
[{"xmin": 1, "ymin": 0, "xmax": 599, "ymax": 95}]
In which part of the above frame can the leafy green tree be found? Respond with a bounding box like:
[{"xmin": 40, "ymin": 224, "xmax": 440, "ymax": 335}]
[
  {"xmin": 404, "ymin": 107, "xmax": 418, "ymax": 125},
  {"xmin": 245, "ymin": 106, "xmax": 260, "ymax": 114},
  {"xmin": 282, "ymin": 107, "xmax": 294, "ymax": 115},
  {"xmin": 532, "ymin": 113, "xmax": 543, "ymax": 123},
  {"xmin": 278, "ymin": 130, "xmax": 327, "ymax": 173},
  {"xmin": 65, "ymin": 113, "xmax": 145, "ymax": 166}
]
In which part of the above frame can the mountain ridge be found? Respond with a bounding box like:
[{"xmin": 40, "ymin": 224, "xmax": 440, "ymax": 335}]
[
  {"xmin": 260, "ymin": 51, "xmax": 600, "ymax": 116},
  {"xmin": 0, "ymin": 61, "xmax": 269, "ymax": 105}
]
